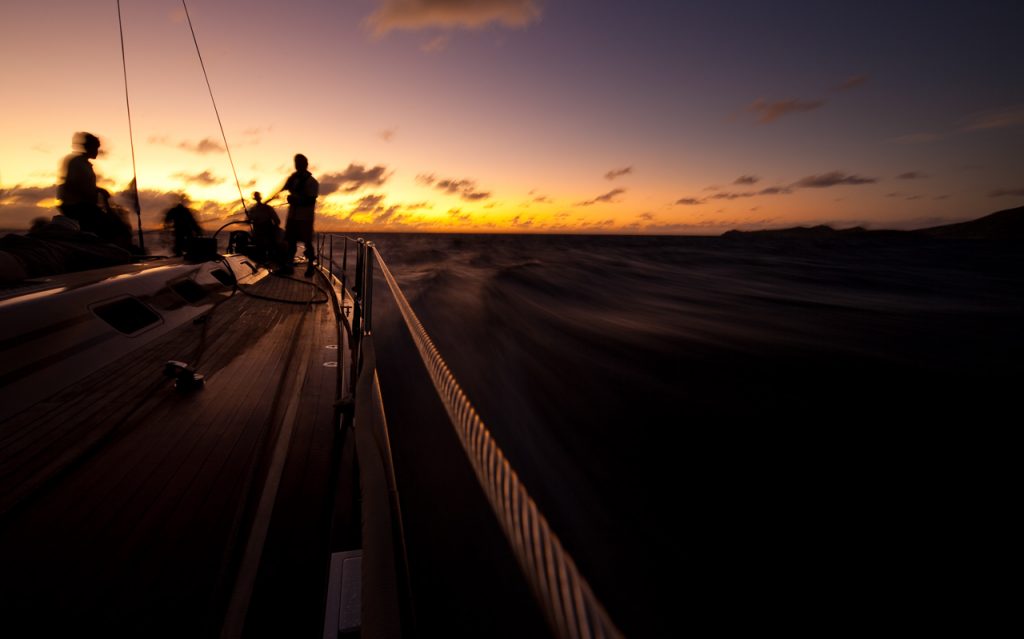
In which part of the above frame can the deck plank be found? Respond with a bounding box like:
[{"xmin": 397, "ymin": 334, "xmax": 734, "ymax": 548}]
[{"xmin": 0, "ymin": 273, "xmax": 344, "ymax": 636}]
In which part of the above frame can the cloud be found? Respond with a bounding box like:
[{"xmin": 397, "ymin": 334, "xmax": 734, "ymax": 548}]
[
  {"xmin": 792, "ymin": 171, "xmax": 877, "ymax": 188},
  {"xmin": 366, "ymin": 0, "xmax": 542, "ymax": 35},
  {"xmin": 733, "ymin": 175, "xmax": 759, "ymax": 185},
  {"xmin": 379, "ymin": 127, "xmax": 397, "ymax": 142},
  {"xmin": 320, "ymin": 164, "xmax": 390, "ymax": 195},
  {"xmin": 604, "ymin": 166, "xmax": 633, "ymax": 181},
  {"xmin": 576, "ymin": 188, "xmax": 625, "ymax": 206},
  {"xmin": 422, "ymin": 34, "xmax": 451, "ymax": 52},
  {"xmin": 148, "ymin": 136, "xmax": 225, "ymax": 154},
  {"xmin": 962, "ymin": 105, "xmax": 1024, "ymax": 132},
  {"xmin": 179, "ymin": 138, "xmax": 225, "ymax": 154},
  {"xmin": 747, "ymin": 98, "xmax": 825, "ymax": 124},
  {"xmin": 0, "ymin": 185, "xmax": 59, "ymax": 228},
  {"xmin": 437, "ymin": 178, "xmax": 474, "ymax": 194},
  {"xmin": 174, "ymin": 170, "xmax": 223, "ymax": 186},
  {"xmin": 638, "ymin": 212, "xmax": 654, "ymax": 221},
  {"xmin": 675, "ymin": 197, "xmax": 703, "ymax": 205},
  {"xmin": 0, "ymin": 184, "xmax": 54, "ymax": 207},
  {"xmin": 834, "ymin": 74, "xmax": 868, "ymax": 92},
  {"xmin": 353, "ymin": 194, "xmax": 386, "ymax": 214},
  {"xmin": 897, "ymin": 171, "xmax": 927, "ymax": 180},
  {"xmin": 420, "ymin": 173, "xmax": 492, "ymax": 201},
  {"xmin": 757, "ymin": 186, "xmax": 793, "ymax": 195},
  {"xmin": 381, "ymin": 207, "xmax": 407, "ymax": 224},
  {"xmin": 989, "ymin": 188, "xmax": 1024, "ymax": 197}
]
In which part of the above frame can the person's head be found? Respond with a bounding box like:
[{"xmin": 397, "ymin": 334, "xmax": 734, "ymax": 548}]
[
  {"xmin": 294, "ymin": 154, "xmax": 308, "ymax": 171},
  {"xmin": 253, "ymin": 191, "xmax": 262, "ymax": 203},
  {"xmin": 73, "ymin": 132, "xmax": 100, "ymax": 159}
]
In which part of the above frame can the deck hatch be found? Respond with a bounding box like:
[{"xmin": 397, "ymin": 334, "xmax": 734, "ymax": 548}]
[
  {"xmin": 91, "ymin": 296, "xmax": 162, "ymax": 335},
  {"xmin": 211, "ymin": 268, "xmax": 234, "ymax": 286},
  {"xmin": 168, "ymin": 278, "xmax": 209, "ymax": 304}
]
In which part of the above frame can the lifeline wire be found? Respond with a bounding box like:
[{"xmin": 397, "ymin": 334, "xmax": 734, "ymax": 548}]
[
  {"xmin": 116, "ymin": 0, "xmax": 145, "ymax": 250},
  {"xmin": 373, "ymin": 245, "xmax": 625, "ymax": 639},
  {"xmin": 181, "ymin": 0, "xmax": 248, "ymax": 215}
]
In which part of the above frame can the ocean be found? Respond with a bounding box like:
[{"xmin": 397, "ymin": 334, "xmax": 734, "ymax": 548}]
[{"xmin": 337, "ymin": 233, "xmax": 1022, "ymax": 637}]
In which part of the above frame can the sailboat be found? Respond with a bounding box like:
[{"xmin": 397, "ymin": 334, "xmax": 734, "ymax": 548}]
[{"xmin": 0, "ymin": 3, "xmax": 622, "ymax": 638}]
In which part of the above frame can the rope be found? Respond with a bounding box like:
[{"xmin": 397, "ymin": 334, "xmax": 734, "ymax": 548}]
[
  {"xmin": 181, "ymin": 0, "xmax": 248, "ymax": 216},
  {"xmin": 372, "ymin": 246, "xmax": 625, "ymax": 639},
  {"xmin": 116, "ymin": 0, "xmax": 144, "ymax": 251}
]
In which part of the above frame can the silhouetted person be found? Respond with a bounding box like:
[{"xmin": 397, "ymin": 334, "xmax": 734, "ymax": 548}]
[
  {"xmin": 58, "ymin": 132, "xmax": 102, "ymax": 234},
  {"xmin": 163, "ymin": 200, "xmax": 202, "ymax": 256},
  {"xmin": 276, "ymin": 154, "xmax": 318, "ymax": 276},
  {"xmin": 97, "ymin": 188, "xmax": 136, "ymax": 252},
  {"xmin": 248, "ymin": 191, "xmax": 283, "ymax": 263}
]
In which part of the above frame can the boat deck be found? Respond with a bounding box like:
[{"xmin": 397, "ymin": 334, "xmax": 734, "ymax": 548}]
[{"xmin": 0, "ymin": 272, "xmax": 353, "ymax": 636}]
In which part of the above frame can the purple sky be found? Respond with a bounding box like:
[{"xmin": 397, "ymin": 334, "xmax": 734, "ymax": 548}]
[{"xmin": 2, "ymin": 0, "xmax": 1022, "ymax": 232}]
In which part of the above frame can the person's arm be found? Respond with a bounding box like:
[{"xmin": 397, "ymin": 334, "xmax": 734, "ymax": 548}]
[{"xmin": 265, "ymin": 175, "xmax": 293, "ymax": 204}]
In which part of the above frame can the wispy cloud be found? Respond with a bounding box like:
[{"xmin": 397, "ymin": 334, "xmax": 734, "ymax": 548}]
[
  {"xmin": 792, "ymin": 171, "xmax": 876, "ymax": 188},
  {"xmin": 757, "ymin": 186, "xmax": 793, "ymax": 195},
  {"xmin": 747, "ymin": 98, "xmax": 825, "ymax": 124},
  {"xmin": 604, "ymin": 166, "xmax": 633, "ymax": 181},
  {"xmin": 0, "ymin": 184, "xmax": 54, "ymax": 207},
  {"xmin": 834, "ymin": 74, "xmax": 868, "ymax": 92},
  {"xmin": 962, "ymin": 105, "xmax": 1024, "ymax": 132},
  {"xmin": 419, "ymin": 173, "xmax": 492, "ymax": 201},
  {"xmin": 897, "ymin": 171, "xmax": 927, "ymax": 180},
  {"xmin": 733, "ymin": 175, "xmax": 759, "ymax": 185},
  {"xmin": 379, "ymin": 127, "xmax": 398, "ymax": 142},
  {"xmin": 576, "ymin": 188, "xmax": 625, "ymax": 206},
  {"xmin": 353, "ymin": 194, "xmax": 386, "ymax": 214},
  {"xmin": 675, "ymin": 173, "xmax": 865, "ymax": 206},
  {"xmin": 148, "ymin": 136, "xmax": 225, "ymax": 154},
  {"xmin": 989, "ymin": 187, "xmax": 1024, "ymax": 197},
  {"xmin": 421, "ymin": 34, "xmax": 451, "ymax": 52},
  {"xmin": 366, "ymin": 0, "xmax": 542, "ymax": 35},
  {"xmin": 180, "ymin": 138, "xmax": 224, "ymax": 154},
  {"xmin": 174, "ymin": 170, "xmax": 223, "ymax": 185},
  {"xmin": 320, "ymin": 164, "xmax": 390, "ymax": 195}
]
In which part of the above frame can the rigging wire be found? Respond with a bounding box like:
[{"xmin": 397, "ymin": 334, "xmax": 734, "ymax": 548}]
[
  {"xmin": 181, "ymin": 0, "xmax": 249, "ymax": 217},
  {"xmin": 116, "ymin": 0, "xmax": 145, "ymax": 251}
]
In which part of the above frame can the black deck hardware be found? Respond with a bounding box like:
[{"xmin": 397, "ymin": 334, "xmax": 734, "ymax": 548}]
[{"xmin": 164, "ymin": 359, "xmax": 205, "ymax": 392}]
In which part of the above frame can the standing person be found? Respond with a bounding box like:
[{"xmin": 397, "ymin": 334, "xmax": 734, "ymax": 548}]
[
  {"xmin": 57, "ymin": 132, "xmax": 102, "ymax": 234},
  {"xmin": 277, "ymin": 154, "xmax": 318, "ymax": 277}
]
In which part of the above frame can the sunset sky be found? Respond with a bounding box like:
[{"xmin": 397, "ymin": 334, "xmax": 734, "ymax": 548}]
[{"xmin": 2, "ymin": 0, "xmax": 1022, "ymax": 234}]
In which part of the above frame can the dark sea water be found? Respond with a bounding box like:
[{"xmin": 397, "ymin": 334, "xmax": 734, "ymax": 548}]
[{"xmin": 335, "ymin": 233, "xmax": 1022, "ymax": 637}]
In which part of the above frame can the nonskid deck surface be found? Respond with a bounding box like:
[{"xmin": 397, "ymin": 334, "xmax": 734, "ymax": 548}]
[{"xmin": 0, "ymin": 273, "xmax": 347, "ymax": 636}]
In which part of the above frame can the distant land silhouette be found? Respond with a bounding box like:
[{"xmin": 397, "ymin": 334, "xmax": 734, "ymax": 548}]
[{"xmin": 722, "ymin": 205, "xmax": 1024, "ymax": 240}]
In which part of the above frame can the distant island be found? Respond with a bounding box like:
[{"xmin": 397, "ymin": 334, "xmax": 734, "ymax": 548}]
[{"xmin": 722, "ymin": 205, "xmax": 1024, "ymax": 240}]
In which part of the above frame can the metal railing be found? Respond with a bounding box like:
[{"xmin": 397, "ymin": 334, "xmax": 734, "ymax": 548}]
[{"xmin": 360, "ymin": 243, "xmax": 625, "ymax": 639}]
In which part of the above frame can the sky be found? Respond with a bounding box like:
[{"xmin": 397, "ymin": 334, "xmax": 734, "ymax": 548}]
[{"xmin": 1, "ymin": 0, "xmax": 1023, "ymax": 234}]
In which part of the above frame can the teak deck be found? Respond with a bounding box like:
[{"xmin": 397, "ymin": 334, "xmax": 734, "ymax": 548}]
[{"xmin": 0, "ymin": 273, "xmax": 352, "ymax": 636}]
